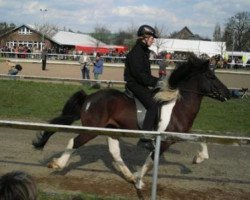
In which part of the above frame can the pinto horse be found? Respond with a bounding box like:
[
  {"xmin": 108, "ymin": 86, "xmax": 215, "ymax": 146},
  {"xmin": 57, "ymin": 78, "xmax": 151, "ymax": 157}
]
[{"xmin": 32, "ymin": 55, "xmax": 230, "ymax": 189}]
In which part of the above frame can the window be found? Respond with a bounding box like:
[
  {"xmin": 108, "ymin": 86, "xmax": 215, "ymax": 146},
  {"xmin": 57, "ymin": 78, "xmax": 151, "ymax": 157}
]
[{"xmin": 18, "ymin": 27, "xmax": 32, "ymax": 35}]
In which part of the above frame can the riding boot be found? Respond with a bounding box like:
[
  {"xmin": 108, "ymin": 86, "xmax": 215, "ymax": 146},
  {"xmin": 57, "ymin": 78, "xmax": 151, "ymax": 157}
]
[{"xmin": 137, "ymin": 107, "xmax": 157, "ymax": 151}]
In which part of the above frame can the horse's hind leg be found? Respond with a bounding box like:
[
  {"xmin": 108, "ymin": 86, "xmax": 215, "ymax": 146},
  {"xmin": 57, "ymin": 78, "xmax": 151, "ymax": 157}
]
[
  {"xmin": 108, "ymin": 137, "xmax": 135, "ymax": 183},
  {"xmin": 32, "ymin": 115, "xmax": 79, "ymax": 150},
  {"xmin": 48, "ymin": 134, "xmax": 96, "ymax": 169},
  {"xmin": 193, "ymin": 142, "xmax": 209, "ymax": 164},
  {"xmin": 135, "ymin": 141, "xmax": 172, "ymax": 189},
  {"xmin": 134, "ymin": 152, "xmax": 154, "ymax": 189}
]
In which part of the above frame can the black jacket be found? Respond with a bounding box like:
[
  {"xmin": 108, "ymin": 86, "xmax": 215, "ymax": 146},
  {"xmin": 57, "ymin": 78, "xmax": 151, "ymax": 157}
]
[{"xmin": 124, "ymin": 40, "xmax": 158, "ymax": 87}]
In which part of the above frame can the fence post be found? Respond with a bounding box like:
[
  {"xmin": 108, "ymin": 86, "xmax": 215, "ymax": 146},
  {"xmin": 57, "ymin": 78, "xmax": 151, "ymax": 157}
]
[{"xmin": 151, "ymin": 135, "xmax": 161, "ymax": 200}]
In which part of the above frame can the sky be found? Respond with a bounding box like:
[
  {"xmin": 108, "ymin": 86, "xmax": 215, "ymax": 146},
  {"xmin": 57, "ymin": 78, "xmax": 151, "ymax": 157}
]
[{"xmin": 0, "ymin": 0, "xmax": 249, "ymax": 39}]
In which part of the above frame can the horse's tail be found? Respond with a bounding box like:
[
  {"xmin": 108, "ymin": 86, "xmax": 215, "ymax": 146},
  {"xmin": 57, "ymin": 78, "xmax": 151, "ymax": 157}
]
[{"xmin": 32, "ymin": 89, "xmax": 88, "ymax": 150}]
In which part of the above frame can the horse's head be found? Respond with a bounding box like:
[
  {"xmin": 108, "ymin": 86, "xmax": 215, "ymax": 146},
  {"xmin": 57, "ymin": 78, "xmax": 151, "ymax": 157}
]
[{"xmin": 169, "ymin": 54, "xmax": 230, "ymax": 102}]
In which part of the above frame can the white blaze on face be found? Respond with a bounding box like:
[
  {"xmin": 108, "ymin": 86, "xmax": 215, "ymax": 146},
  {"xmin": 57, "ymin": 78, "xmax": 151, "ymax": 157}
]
[{"xmin": 157, "ymin": 100, "xmax": 176, "ymax": 131}]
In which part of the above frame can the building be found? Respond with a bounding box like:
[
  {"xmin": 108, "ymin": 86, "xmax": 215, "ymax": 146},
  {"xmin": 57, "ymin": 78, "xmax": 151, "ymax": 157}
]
[
  {"xmin": 0, "ymin": 24, "xmax": 127, "ymax": 55},
  {"xmin": 53, "ymin": 30, "xmax": 107, "ymax": 54},
  {"xmin": 0, "ymin": 24, "xmax": 57, "ymax": 52},
  {"xmin": 171, "ymin": 26, "xmax": 209, "ymax": 41},
  {"xmin": 53, "ymin": 31, "xmax": 127, "ymax": 54}
]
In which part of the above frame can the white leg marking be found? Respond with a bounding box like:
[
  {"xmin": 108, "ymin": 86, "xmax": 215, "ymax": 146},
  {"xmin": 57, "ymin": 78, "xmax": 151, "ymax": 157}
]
[
  {"xmin": 108, "ymin": 137, "xmax": 135, "ymax": 183},
  {"xmin": 135, "ymin": 153, "xmax": 153, "ymax": 189},
  {"xmin": 55, "ymin": 138, "xmax": 75, "ymax": 168},
  {"xmin": 193, "ymin": 142, "xmax": 209, "ymax": 164},
  {"xmin": 158, "ymin": 100, "xmax": 176, "ymax": 132}
]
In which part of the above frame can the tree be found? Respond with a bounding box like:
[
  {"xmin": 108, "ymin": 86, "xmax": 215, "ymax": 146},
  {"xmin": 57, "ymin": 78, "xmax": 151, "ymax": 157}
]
[
  {"xmin": 213, "ymin": 24, "xmax": 222, "ymax": 41},
  {"xmin": 114, "ymin": 30, "xmax": 133, "ymax": 46},
  {"xmin": 112, "ymin": 24, "xmax": 137, "ymax": 50},
  {"xmin": 90, "ymin": 24, "xmax": 112, "ymax": 45},
  {"xmin": 223, "ymin": 11, "xmax": 250, "ymax": 51},
  {"xmin": 153, "ymin": 24, "xmax": 169, "ymax": 54},
  {"xmin": 34, "ymin": 23, "xmax": 59, "ymax": 38},
  {"xmin": 0, "ymin": 22, "xmax": 16, "ymax": 35}
]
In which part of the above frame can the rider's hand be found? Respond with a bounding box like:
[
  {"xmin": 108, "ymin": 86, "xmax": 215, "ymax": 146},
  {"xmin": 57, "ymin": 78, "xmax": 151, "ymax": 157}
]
[{"xmin": 155, "ymin": 77, "xmax": 167, "ymax": 91}]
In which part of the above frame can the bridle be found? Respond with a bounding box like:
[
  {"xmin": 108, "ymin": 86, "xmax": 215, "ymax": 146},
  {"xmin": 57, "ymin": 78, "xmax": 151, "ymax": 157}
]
[{"xmin": 179, "ymin": 88, "xmax": 205, "ymax": 96}]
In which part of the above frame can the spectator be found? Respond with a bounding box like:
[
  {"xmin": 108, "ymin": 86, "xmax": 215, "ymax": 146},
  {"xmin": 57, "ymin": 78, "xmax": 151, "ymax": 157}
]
[
  {"xmin": 41, "ymin": 47, "xmax": 48, "ymax": 70},
  {"xmin": 79, "ymin": 52, "xmax": 92, "ymax": 79},
  {"xmin": 93, "ymin": 53, "xmax": 104, "ymax": 80},
  {"xmin": 7, "ymin": 60, "xmax": 22, "ymax": 75},
  {"xmin": 209, "ymin": 57, "xmax": 216, "ymax": 72},
  {"xmin": 0, "ymin": 171, "xmax": 38, "ymax": 200},
  {"xmin": 158, "ymin": 54, "xmax": 168, "ymax": 78}
]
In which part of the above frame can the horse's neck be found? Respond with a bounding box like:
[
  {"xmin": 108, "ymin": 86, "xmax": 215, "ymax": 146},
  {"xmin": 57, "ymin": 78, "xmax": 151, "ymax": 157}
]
[{"xmin": 167, "ymin": 92, "xmax": 203, "ymax": 132}]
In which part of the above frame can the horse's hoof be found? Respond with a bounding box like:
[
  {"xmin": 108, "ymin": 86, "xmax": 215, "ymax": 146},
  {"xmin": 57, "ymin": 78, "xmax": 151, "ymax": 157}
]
[
  {"xmin": 135, "ymin": 179, "xmax": 145, "ymax": 190},
  {"xmin": 47, "ymin": 159, "xmax": 61, "ymax": 169},
  {"xmin": 192, "ymin": 153, "xmax": 208, "ymax": 164}
]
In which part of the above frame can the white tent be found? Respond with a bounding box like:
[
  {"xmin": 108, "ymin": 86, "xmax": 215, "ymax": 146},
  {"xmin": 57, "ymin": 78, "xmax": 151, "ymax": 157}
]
[
  {"xmin": 52, "ymin": 31, "xmax": 107, "ymax": 46},
  {"xmin": 150, "ymin": 38, "xmax": 226, "ymax": 57}
]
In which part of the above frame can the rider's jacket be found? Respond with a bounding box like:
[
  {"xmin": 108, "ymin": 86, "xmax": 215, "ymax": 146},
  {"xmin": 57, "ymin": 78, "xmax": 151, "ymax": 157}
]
[{"xmin": 124, "ymin": 40, "xmax": 158, "ymax": 87}]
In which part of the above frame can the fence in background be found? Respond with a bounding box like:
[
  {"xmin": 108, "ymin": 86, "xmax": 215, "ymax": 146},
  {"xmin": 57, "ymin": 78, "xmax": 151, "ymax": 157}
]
[{"xmin": 1, "ymin": 52, "xmax": 249, "ymax": 68}]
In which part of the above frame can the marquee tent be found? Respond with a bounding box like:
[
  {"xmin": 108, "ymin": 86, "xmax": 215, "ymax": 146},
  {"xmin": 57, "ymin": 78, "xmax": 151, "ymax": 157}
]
[
  {"xmin": 52, "ymin": 31, "xmax": 106, "ymax": 47},
  {"xmin": 75, "ymin": 45, "xmax": 128, "ymax": 54},
  {"xmin": 150, "ymin": 38, "xmax": 226, "ymax": 57},
  {"xmin": 52, "ymin": 31, "xmax": 127, "ymax": 54}
]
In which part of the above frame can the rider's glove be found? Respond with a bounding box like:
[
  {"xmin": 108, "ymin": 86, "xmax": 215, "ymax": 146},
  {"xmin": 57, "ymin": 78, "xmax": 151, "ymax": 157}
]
[{"xmin": 155, "ymin": 77, "xmax": 167, "ymax": 91}]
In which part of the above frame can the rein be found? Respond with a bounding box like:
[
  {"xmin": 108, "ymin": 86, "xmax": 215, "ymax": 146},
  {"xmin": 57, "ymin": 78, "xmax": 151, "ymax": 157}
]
[{"xmin": 179, "ymin": 88, "xmax": 206, "ymax": 96}]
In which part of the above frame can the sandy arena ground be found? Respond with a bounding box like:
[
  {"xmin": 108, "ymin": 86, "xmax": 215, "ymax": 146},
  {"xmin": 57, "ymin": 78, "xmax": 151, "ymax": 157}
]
[{"xmin": 0, "ymin": 128, "xmax": 249, "ymax": 200}]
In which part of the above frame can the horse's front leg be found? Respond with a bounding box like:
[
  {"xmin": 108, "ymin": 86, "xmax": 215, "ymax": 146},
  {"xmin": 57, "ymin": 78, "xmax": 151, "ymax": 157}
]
[
  {"xmin": 193, "ymin": 142, "xmax": 209, "ymax": 164},
  {"xmin": 48, "ymin": 134, "xmax": 96, "ymax": 169},
  {"xmin": 48, "ymin": 138, "xmax": 75, "ymax": 169},
  {"xmin": 107, "ymin": 137, "xmax": 135, "ymax": 183},
  {"xmin": 134, "ymin": 152, "xmax": 154, "ymax": 189}
]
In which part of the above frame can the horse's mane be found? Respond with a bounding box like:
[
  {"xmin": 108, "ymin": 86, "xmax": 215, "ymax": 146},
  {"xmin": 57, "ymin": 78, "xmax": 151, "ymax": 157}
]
[{"xmin": 168, "ymin": 54, "xmax": 209, "ymax": 89}]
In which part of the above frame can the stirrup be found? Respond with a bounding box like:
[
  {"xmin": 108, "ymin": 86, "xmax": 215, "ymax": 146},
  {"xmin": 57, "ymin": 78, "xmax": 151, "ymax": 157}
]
[{"xmin": 137, "ymin": 138, "xmax": 156, "ymax": 151}]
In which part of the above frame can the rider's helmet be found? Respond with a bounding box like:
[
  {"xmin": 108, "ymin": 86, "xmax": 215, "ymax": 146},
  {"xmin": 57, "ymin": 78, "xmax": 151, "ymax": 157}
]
[{"xmin": 137, "ymin": 25, "xmax": 158, "ymax": 38}]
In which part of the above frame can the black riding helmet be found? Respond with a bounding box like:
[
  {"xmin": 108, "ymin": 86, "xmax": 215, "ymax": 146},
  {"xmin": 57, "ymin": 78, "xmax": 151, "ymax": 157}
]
[{"xmin": 137, "ymin": 25, "xmax": 158, "ymax": 38}]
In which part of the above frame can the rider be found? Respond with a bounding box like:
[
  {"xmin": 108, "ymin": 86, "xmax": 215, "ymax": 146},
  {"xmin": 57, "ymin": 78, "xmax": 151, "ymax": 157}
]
[{"xmin": 124, "ymin": 25, "xmax": 161, "ymax": 134}]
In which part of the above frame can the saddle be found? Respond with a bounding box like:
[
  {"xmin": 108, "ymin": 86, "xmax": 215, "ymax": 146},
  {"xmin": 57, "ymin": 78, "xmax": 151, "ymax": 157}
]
[{"xmin": 124, "ymin": 87, "xmax": 179, "ymax": 130}]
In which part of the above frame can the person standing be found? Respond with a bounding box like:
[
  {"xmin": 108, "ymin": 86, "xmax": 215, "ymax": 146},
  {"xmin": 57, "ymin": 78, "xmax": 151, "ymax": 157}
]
[
  {"xmin": 41, "ymin": 47, "xmax": 47, "ymax": 70},
  {"xmin": 79, "ymin": 52, "xmax": 92, "ymax": 79},
  {"xmin": 124, "ymin": 24, "xmax": 160, "ymax": 132},
  {"xmin": 93, "ymin": 53, "xmax": 104, "ymax": 80},
  {"xmin": 158, "ymin": 54, "xmax": 168, "ymax": 78}
]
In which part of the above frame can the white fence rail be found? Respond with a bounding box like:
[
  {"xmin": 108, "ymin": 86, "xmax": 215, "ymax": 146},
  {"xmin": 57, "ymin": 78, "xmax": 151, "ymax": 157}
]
[
  {"xmin": 0, "ymin": 120, "xmax": 249, "ymax": 145},
  {"xmin": 0, "ymin": 120, "xmax": 249, "ymax": 200},
  {"xmin": 0, "ymin": 74, "xmax": 125, "ymax": 87}
]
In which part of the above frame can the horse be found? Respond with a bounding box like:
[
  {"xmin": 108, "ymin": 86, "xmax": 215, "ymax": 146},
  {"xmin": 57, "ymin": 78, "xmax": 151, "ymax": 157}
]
[{"xmin": 32, "ymin": 54, "xmax": 230, "ymax": 189}]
